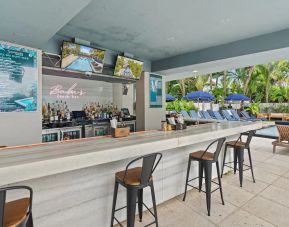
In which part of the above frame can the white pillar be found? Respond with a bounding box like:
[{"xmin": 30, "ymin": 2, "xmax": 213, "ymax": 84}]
[{"xmin": 136, "ymin": 72, "xmax": 166, "ymax": 131}]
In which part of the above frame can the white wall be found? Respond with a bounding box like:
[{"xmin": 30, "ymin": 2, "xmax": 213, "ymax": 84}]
[
  {"xmin": 42, "ymin": 75, "xmax": 113, "ymax": 111},
  {"xmin": 0, "ymin": 44, "xmax": 42, "ymax": 146},
  {"xmin": 112, "ymin": 84, "xmax": 134, "ymax": 115},
  {"xmin": 136, "ymin": 72, "xmax": 166, "ymax": 131}
]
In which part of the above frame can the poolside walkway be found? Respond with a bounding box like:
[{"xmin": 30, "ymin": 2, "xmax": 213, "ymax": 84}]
[{"xmin": 117, "ymin": 137, "xmax": 289, "ymax": 227}]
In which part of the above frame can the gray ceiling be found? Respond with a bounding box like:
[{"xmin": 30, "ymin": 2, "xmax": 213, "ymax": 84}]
[{"xmin": 2, "ymin": 0, "xmax": 289, "ymax": 61}]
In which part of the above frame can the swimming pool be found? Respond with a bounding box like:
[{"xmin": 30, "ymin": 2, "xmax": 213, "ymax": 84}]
[
  {"xmin": 66, "ymin": 57, "xmax": 94, "ymax": 72},
  {"xmin": 255, "ymin": 125, "xmax": 278, "ymax": 139},
  {"xmin": 14, "ymin": 97, "xmax": 36, "ymax": 111}
]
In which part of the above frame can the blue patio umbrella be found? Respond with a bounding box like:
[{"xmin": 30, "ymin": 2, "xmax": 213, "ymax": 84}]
[
  {"xmin": 166, "ymin": 94, "xmax": 176, "ymax": 102},
  {"xmin": 183, "ymin": 91, "xmax": 215, "ymax": 102},
  {"xmin": 225, "ymin": 94, "xmax": 250, "ymax": 102}
]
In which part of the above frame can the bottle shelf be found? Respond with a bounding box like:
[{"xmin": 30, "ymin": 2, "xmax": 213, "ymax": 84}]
[{"xmin": 42, "ymin": 66, "xmax": 138, "ymax": 84}]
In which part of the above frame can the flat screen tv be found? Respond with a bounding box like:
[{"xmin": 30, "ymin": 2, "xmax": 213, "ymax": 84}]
[
  {"xmin": 61, "ymin": 41, "xmax": 105, "ymax": 73},
  {"xmin": 114, "ymin": 56, "xmax": 143, "ymax": 79}
]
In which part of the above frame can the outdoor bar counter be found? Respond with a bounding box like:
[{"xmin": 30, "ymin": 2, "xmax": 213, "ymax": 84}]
[{"xmin": 0, "ymin": 121, "xmax": 262, "ymax": 227}]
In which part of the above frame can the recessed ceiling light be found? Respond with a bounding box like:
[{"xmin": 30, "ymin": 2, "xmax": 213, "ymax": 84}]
[
  {"xmin": 220, "ymin": 18, "xmax": 230, "ymax": 24},
  {"xmin": 167, "ymin": 36, "xmax": 175, "ymax": 41}
]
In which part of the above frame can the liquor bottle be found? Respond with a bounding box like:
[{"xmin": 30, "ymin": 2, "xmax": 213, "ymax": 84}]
[{"xmin": 66, "ymin": 109, "xmax": 71, "ymax": 120}]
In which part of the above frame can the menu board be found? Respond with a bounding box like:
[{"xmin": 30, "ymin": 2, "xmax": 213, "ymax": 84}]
[{"xmin": 0, "ymin": 42, "xmax": 38, "ymax": 112}]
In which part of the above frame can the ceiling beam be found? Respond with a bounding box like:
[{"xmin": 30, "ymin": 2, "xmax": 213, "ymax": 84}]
[{"xmin": 152, "ymin": 28, "xmax": 289, "ymax": 76}]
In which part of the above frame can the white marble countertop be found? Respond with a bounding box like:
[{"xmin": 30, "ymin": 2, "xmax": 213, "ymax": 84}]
[{"xmin": 0, "ymin": 121, "xmax": 262, "ymax": 185}]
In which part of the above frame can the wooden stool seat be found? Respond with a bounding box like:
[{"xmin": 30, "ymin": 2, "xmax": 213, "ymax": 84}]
[
  {"xmin": 116, "ymin": 167, "xmax": 150, "ymax": 186},
  {"xmin": 4, "ymin": 198, "xmax": 30, "ymax": 227},
  {"xmin": 225, "ymin": 140, "xmax": 246, "ymax": 148},
  {"xmin": 190, "ymin": 150, "xmax": 214, "ymax": 161}
]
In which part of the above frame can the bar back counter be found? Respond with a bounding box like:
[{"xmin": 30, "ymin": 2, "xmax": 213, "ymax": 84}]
[{"xmin": 0, "ymin": 121, "xmax": 262, "ymax": 227}]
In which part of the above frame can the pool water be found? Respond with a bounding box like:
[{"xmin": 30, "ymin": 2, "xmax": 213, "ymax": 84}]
[
  {"xmin": 255, "ymin": 126, "xmax": 278, "ymax": 139},
  {"xmin": 67, "ymin": 57, "xmax": 94, "ymax": 72},
  {"xmin": 14, "ymin": 97, "xmax": 35, "ymax": 111}
]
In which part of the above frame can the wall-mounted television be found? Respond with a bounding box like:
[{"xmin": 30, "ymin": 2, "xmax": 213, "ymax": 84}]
[
  {"xmin": 61, "ymin": 41, "xmax": 105, "ymax": 73},
  {"xmin": 114, "ymin": 56, "xmax": 143, "ymax": 79}
]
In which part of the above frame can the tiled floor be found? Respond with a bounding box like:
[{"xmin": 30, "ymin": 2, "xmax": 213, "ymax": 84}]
[{"xmin": 118, "ymin": 137, "xmax": 289, "ymax": 227}]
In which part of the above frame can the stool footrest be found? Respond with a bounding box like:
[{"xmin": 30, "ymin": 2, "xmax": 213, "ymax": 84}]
[
  {"xmin": 143, "ymin": 202, "xmax": 156, "ymax": 218},
  {"xmin": 188, "ymin": 176, "xmax": 201, "ymax": 183},
  {"xmin": 224, "ymin": 163, "xmax": 252, "ymax": 172},
  {"xmin": 113, "ymin": 201, "xmax": 156, "ymax": 226},
  {"xmin": 187, "ymin": 176, "xmax": 222, "ymax": 194},
  {"xmin": 114, "ymin": 217, "xmax": 123, "ymax": 227},
  {"xmin": 115, "ymin": 205, "xmax": 127, "ymax": 212}
]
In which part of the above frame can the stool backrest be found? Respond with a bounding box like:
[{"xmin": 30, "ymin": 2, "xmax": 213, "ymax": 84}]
[
  {"xmin": 0, "ymin": 186, "xmax": 33, "ymax": 227},
  {"xmin": 203, "ymin": 137, "xmax": 226, "ymax": 161},
  {"xmin": 244, "ymin": 130, "xmax": 256, "ymax": 148},
  {"xmin": 213, "ymin": 137, "xmax": 226, "ymax": 161},
  {"xmin": 124, "ymin": 153, "xmax": 162, "ymax": 186}
]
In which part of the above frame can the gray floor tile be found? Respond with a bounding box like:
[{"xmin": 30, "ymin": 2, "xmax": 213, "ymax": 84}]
[
  {"xmin": 243, "ymin": 196, "xmax": 289, "ymax": 227},
  {"xmin": 219, "ymin": 209, "xmax": 275, "ymax": 227},
  {"xmin": 261, "ymin": 185, "xmax": 289, "ymax": 208},
  {"xmin": 272, "ymin": 177, "xmax": 289, "ymax": 191}
]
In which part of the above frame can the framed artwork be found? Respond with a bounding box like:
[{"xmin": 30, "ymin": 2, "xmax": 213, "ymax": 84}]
[
  {"xmin": 149, "ymin": 73, "xmax": 162, "ymax": 108},
  {"xmin": 0, "ymin": 42, "xmax": 38, "ymax": 112}
]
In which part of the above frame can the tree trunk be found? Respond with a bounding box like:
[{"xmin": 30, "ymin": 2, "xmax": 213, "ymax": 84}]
[
  {"xmin": 209, "ymin": 73, "xmax": 213, "ymax": 90},
  {"xmin": 265, "ymin": 63, "xmax": 273, "ymax": 103},
  {"xmin": 243, "ymin": 66, "xmax": 254, "ymax": 95},
  {"xmin": 209, "ymin": 73, "xmax": 213, "ymax": 109},
  {"xmin": 179, "ymin": 79, "xmax": 186, "ymax": 97},
  {"xmin": 223, "ymin": 71, "xmax": 227, "ymax": 96}
]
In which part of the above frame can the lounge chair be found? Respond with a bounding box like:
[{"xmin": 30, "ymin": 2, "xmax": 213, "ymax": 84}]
[
  {"xmin": 180, "ymin": 110, "xmax": 218, "ymax": 124},
  {"xmin": 230, "ymin": 110, "xmax": 242, "ymax": 121},
  {"xmin": 199, "ymin": 110, "xmax": 213, "ymax": 120},
  {"xmin": 213, "ymin": 111, "xmax": 226, "ymax": 121},
  {"xmin": 189, "ymin": 110, "xmax": 201, "ymax": 119},
  {"xmin": 221, "ymin": 110, "xmax": 238, "ymax": 121},
  {"xmin": 180, "ymin": 110, "xmax": 191, "ymax": 118},
  {"xmin": 240, "ymin": 111, "xmax": 264, "ymax": 121},
  {"xmin": 207, "ymin": 110, "xmax": 216, "ymax": 119},
  {"xmin": 272, "ymin": 121, "xmax": 289, "ymax": 153}
]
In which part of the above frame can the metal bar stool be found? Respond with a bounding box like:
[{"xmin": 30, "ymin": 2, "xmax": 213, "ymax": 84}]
[
  {"xmin": 110, "ymin": 153, "xmax": 162, "ymax": 227},
  {"xmin": 0, "ymin": 185, "xmax": 33, "ymax": 227},
  {"xmin": 183, "ymin": 137, "xmax": 226, "ymax": 216},
  {"xmin": 221, "ymin": 130, "xmax": 256, "ymax": 187}
]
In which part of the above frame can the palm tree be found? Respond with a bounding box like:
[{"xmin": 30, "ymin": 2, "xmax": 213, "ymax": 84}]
[
  {"xmin": 243, "ymin": 66, "xmax": 255, "ymax": 95},
  {"xmin": 209, "ymin": 73, "xmax": 213, "ymax": 91},
  {"xmin": 254, "ymin": 62, "xmax": 288, "ymax": 102},
  {"xmin": 195, "ymin": 75, "xmax": 209, "ymax": 91},
  {"xmin": 254, "ymin": 63, "xmax": 273, "ymax": 103}
]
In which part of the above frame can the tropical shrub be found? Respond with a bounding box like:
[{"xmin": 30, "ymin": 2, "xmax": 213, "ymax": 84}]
[
  {"xmin": 270, "ymin": 86, "xmax": 288, "ymax": 103},
  {"xmin": 166, "ymin": 100, "xmax": 198, "ymax": 112},
  {"xmin": 245, "ymin": 101, "xmax": 260, "ymax": 115},
  {"xmin": 260, "ymin": 103, "xmax": 289, "ymax": 113}
]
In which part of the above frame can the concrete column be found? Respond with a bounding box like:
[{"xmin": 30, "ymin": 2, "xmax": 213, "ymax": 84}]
[{"xmin": 136, "ymin": 72, "xmax": 166, "ymax": 131}]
